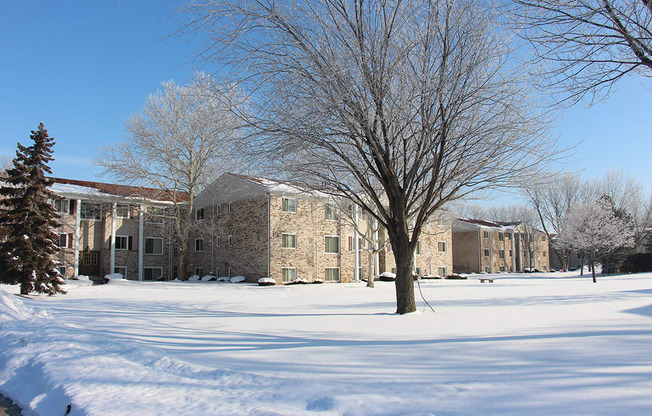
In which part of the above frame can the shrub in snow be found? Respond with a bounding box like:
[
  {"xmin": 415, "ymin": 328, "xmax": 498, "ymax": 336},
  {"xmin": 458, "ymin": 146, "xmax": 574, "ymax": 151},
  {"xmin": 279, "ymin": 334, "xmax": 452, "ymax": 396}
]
[
  {"xmin": 445, "ymin": 274, "xmax": 466, "ymax": 280},
  {"xmin": 217, "ymin": 276, "xmax": 230, "ymax": 282},
  {"xmin": 105, "ymin": 273, "xmax": 123, "ymax": 280},
  {"xmin": 201, "ymin": 275, "xmax": 217, "ymax": 281},
  {"xmin": 70, "ymin": 275, "xmax": 90, "ymax": 281},
  {"xmin": 312, "ymin": 279, "xmax": 324, "ymax": 284},
  {"xmin": 230, "ymin": 276, "xmax": 246, "ymax": 283},
  {"xmin": 188, "ymin": 275, "xmax": 201, "ymax": 282},
  {"xmin": 285, "ymin": 278, "xmax": 309, "ymax": 285},
  {"xmin": 378, "ymin": 272, "xmax": 396, "ymax": 282},
  {"xmin": 258, "ymin": 277, "xmax": 276, "ymax": 286}
]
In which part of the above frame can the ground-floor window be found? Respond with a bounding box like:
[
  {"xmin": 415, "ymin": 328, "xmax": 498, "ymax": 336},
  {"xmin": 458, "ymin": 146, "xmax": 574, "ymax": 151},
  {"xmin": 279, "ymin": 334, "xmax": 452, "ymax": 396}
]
[
  {"xmin": 324, "ymin": 267, "xmax": 340, "ymax": 282},
  {"xmin": 195, "ymin": 267, "xmax": 203, "ymax": 276},
  {"xmin": 438, "ymin": 266, "xmax": 447, "ymax": 277},
  {"xmin": 114, "ymin": 266, "xmax": 127, "ymax": 279},
  {"xmin": 281, "ymin": 267, "xmax": 297, "ymax": 283},
  {"xmin": 143, "ymin": 267, "xmax": 162, "ymax": 281},
  {"xmin": 485, "ymin": 266, "xmax": 491, "ymax": 273},
  {"xmin": 58, "ymin": 266, "xmax": 67, "ymax": 277},
  {"xmin": 499, "ymin": 266, "xmax": 506, "ymax": 272}
]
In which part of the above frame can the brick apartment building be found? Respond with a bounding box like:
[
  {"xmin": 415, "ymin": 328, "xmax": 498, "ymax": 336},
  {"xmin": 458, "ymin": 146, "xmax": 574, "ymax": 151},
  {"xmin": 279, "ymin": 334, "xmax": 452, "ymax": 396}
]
[
  {"xmin": 189, "ymin": 173, "xmax": 453, "ymax": 283},
  {"xmin": 452, "ymin": 218, "xmax": 549, "ymax": 274}
]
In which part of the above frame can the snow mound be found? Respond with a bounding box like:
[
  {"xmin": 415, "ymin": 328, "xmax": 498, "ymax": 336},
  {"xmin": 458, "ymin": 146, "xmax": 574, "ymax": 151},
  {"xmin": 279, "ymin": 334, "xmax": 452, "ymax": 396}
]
[
  {"xmin": 105, "ymin": 273, "xmax": 123, "ymax": 280},
  {"xmin": 201, "ymin": 275, "xmax": 217, "ymax": 281},
  {"xmin": 258, "ymin": 278, "xmax": 276, "ymax": 286},
  {"xmin": 188, "ymin": 275, "xmax": 201, "ymax": 282},
  {"xmin": 230, "ymin": 276, "xmax": 246, "ymax": 283}
]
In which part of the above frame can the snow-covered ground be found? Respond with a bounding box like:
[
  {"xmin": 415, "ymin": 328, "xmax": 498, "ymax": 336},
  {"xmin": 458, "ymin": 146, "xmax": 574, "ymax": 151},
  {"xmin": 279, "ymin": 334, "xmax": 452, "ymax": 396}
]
[{"xmin": 1, "ymin": 272, "xmax": 652, "ymax": 416}]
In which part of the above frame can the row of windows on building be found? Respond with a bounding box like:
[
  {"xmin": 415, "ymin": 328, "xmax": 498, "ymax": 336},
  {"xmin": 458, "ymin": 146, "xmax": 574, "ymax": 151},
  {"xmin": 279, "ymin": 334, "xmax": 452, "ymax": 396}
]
[
  {"xmin": 482, "ymin": 230, "xmax": 546, "ymax": 242},
  {"xmin": 54, "ymin": 199, "xmax": 169, "ymax": 223},
  {"xmin": 482, "ymin": 249, "xmax": 547, "ymax": 258}
]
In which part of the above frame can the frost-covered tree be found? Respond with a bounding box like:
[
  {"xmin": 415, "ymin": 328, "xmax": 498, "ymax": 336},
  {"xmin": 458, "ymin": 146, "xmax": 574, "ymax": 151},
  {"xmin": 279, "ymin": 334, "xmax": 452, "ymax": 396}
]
[
  {"xmin": 0, "ymin": 123, "xmax": 65, "ymax": 295},
  {"xmin": 512, "ymin": 0, "xmax": 652, "ymax": 105},
  {"xmin": 557, "ymin": 196, "xmax": 634, "ymax": 282},
  {"xmin": 96, "ymin": 72, "xmax": 240, "ymax": 280},
  {"xmin": 180, "ymin": 0, "xmax": 558, "ymax": 313}
]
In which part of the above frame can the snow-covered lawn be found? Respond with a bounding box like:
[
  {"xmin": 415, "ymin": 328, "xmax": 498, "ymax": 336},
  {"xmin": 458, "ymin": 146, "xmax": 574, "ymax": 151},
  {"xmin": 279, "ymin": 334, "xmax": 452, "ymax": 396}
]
[{"xmin": 1, "ymin": 272, "xmax": 652, "ymax": 415}]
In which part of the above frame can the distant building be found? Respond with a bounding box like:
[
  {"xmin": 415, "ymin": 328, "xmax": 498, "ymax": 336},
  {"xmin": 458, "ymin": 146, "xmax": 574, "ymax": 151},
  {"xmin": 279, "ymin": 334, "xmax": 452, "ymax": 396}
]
[
  {"xmin": 189, "ymin": 173, "xmax": 453, "ymax": 283},
  {"xmin": 50, "ymin": 178, "xmax": 187, "ymax": 282},
  {"xmin": 452, "ymin": 218, "xmax": 549, "ymax": 274}
]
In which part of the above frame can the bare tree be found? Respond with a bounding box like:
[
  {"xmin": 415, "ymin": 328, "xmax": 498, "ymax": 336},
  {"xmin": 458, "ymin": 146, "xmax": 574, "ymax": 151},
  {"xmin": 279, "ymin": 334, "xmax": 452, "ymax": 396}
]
[
  {"xmin": 180, "ymin": 0, "xmax": 557, "ymax": 313},
  {"xmin": 96, "ymin": 72, "xmax": 240, "ymax": 279},
  {"xmin": 525, "ymin": 172, "xmax": 588, "ymax": 270},
  {"xmin": 512, "ymin": 0, "xmax": 652, "ymax": 105}
]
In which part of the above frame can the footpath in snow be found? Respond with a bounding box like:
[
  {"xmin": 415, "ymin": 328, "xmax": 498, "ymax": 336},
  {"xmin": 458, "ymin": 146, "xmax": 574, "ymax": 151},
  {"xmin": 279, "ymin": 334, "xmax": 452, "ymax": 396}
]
[{"xmin": 1, "ymin": 272, "xmax": 652, "ymax": 415}]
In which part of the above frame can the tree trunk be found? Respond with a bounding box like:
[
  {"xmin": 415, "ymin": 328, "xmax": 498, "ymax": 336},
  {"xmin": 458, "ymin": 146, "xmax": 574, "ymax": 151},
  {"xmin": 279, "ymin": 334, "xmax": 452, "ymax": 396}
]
[
  {"xmin": 20, "ymin": 282, "xmax": 29, "ymax": 295},
  {"xmin": 394, "ymin": 244, "xmax": 416, "ymax": 314},
  {"xmin": 367, "ymin": 250, "xmax": 374, "ymax": 288}
]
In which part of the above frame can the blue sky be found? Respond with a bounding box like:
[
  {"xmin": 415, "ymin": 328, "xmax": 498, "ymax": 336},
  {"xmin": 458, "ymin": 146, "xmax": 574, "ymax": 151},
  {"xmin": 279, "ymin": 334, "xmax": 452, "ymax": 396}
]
[{"xmin": 1, "ymin": 0, "xmax": 651, "ymax": 194}]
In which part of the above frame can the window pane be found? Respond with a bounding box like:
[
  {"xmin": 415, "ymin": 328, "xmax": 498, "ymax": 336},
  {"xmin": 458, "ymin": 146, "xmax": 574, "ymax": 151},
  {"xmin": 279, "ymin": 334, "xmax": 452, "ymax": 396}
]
[
  {"xmin": 281, "ymin": 268, "xmax": 296, "ymax": 282},
  {"xmin": 324, "ymin": 204, "xmax": 339, "ymax": 220},
  {"xmin": 438, "ymin": 241, "xmax": 446, "ymax": 252},
  {"xmin": 324, "ymin": 268, "xmax": 340, "ymax": 282},
  {"xmin": 116, "ymin": 204, "xmax": 130, "ymax": 218},
  {"xmin": 325, "ymin": 236, "xmax": 339, "ymax": 253},
  {"xmin": 282, "ymin": 197, "xmax": 296, "ymax": 213},
  {"xmin": 282, "ymin": 234, "xmax": 296, "ymax": 249}
]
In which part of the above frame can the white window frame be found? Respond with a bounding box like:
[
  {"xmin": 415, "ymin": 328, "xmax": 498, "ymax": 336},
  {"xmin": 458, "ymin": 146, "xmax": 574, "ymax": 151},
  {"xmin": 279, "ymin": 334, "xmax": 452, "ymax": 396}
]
[
  {"xmin": 144, "ymin": 237, "xmax": 164, "ymax": 255},
  {"xmin": 498, "ymin": 232, "xmax": 505, "ymax": 241},
  {"xmin": 228, "ymin": 202, "xmax": 234, "ymax": 213},
  {"xmin": 146, "ymin": 207, "xmax": 165, "ymax": 224},
  {"xmin": 143, "ymin": 267, "xmax": 163, "ymax": 281},
  {"xmin": 195, "ymin": 267, "xmax": 204, "ymax": 276},
  {"xmin": 281, "ymin": 197, "xmax": 297, "ymax": 213},
  {"xmin": 438, "ymin": 241, "xmax": 447, "ymax": 253},
  {"xmin": 324, "ymin": 203, "xmax": 339, "ymax": 220},
  {"xmin": 483, "ymin": 230, "xmax": 489, "ymax": 239},
  {"xmin": 195, "ymin": 238, "xmax": 204, "ymax": 252},
  {"xmin": 483, "ymin": 249, "xmax": 490, "ymax": 257},
  {"xmin": 215, "ymin": 204, "xmax": 221, "ymax": 216},
  {"xmin": 324, "ymin": 267, "xmax": 341, "ymax": 282},
  {"xmin": 281, "ymin": 233, "xmax": 297, "ymax": 249},
  {"xmin": 324, "ymin": 235, "xmax": 340, "ymax": 254},
  {"xmin": 196, "ymin": 208, "xmax": 205, "ymax": 221},
  {"xmin": 227, "ymin": 267, "xmax": 233, "ymax": 277},
  {"xmin": 115, "ymin": 235, "xmax": 129, "ymax": 250},
  {"xmin": 499, "ymin": 249, "xmax": 505, "ymax": 259},
  {"xmin": 53, "ymin": 199, "xmax": 70, "ymax": 214},
  {"xmin": 56, "ymin": 233, "xmax": 68, "ymax": 248},
  {"xmin": 438, "ymin": 266, "xmax": 447, "ymax": 277},
  {"xmin": 281, "ymin": 267, "xmax": 297, "ymax": 283},
  {"xmin": 58, "ymin": 266, "xmax": 67, "ymax": 277},
  {"xmin": 216, "ymin": 236, "xmax": 221, "ymax": 248},
  {"xmin": 116, "ymin": 204, "xmax": 131, "ymax": 219},
  {"xmin": 80, "ymin": 202, "xmax": 102, "ymax": 221},
  {"xmin": 228, "ymin": 235, "xmax": 233, "ymax": 247}
]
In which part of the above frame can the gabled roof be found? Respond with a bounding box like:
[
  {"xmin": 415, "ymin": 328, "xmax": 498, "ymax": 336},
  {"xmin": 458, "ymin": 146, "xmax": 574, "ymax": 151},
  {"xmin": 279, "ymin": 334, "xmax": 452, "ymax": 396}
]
[{"xmin": 50, "ymin": 178, "xmax": 189, "ymax": 203}]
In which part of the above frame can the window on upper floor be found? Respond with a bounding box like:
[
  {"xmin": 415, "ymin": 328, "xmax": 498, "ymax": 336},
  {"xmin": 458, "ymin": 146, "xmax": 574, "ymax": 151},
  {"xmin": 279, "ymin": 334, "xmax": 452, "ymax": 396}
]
[
  {"xmin": 282, "ymin": 233, "xmax": 297, "ymax": 249},
  {"xmin": 80, "ymin": 202, "xmax": 102, "ymax": 220},
  {"xmin": 484, "ymin": 249, "xmax": 490, "ymax": 257},
  {"xmin": 498, "ymin": 233, "xmax": 504, "ymax": 241},
  {"xmin": 195, "ymin": 238, "xmax": 204, "ymax": 252},
  {"xmin": 483, "ymin": 231, "xmax": 489, "ymax": 239},
  {"xmin": 144, "ymin": 238, "xmax": 163, "ymax": 255},
  {"xmin": 116, "ymin": 204, "xmax": 131, "ymax": 219},
  {"xmin": 53, "ymin": 198, "xmax": 70, "ymax": 214},
  {"xmin": 324, "ymin": 203, "xmax": 339, "ymax": 220},
  {"xmin": 282, "ymin": 197, "xmax": 297, "ymax": 213},
  {"xmin": 438, "ymin": 241, "xmax": 447, "ymax": 253},
  {"xmin": 324, "ymin": 236, "xmax": 340, "ymax": 254},
  {"xmin": 196, "ymin": 208, "xmax": 205, "ymax": 221}
]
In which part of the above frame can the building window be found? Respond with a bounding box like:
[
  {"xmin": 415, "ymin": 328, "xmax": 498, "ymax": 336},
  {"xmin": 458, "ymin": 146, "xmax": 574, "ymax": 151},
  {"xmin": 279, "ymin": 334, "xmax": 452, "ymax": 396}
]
[
  {"xmin": 58, "ymin": 266, "xmax": 67, "ymax": 277},
  {"xmin": 499, "ymin": 249, "xmax": 505, "ymax": 259},
  {"xmin": 483, "ymin": 231, "xmax": 489, "ymax": 239},
  {"xmin": 415, "ymin": 240, "xmax": 421, "ymax": 255},
  {"xmin": 144, "ymin": 238, "xmax": 163, "ymax": 255},
  {"xmin": 483, "ymin": 249, "xmax": 490, "ymax": 257},
  {"xmin": 80, "ymin": 202, "xmax": 102, "ymax": 220},
  {"xmin": 415, "ymin": 267, "xmax": 421, "ymax": 277},
  {"xmin": 500, "ymin": 266, "xmax": 506, "ymax": 272},
  {"xmin": 282, "ymin": 233, "xmax": 297, "ymax": 249},
  {"xmin": 115, "ymin": 235, "xmax": 131, "ymax": 250},
  {"xmin": 216, "ymin": 236, "xmax": 221, "ymax": 247},
  {"xmin": 146, "ymin": 207, "xmax": 165, "ymax": 223},
  {"xmin": 438, "ymin": 267, "xmax": 447, "ymax": 277},
  {"xmin": 196, "ymin": 208, "xmax": 205, "ymax": 221},
  {"xmin": 215, "ymin": 204, "xmax": 221, "ymax": 216},
  {"xmin": 324, "ymin": 204, "xmax": 339, "ymax": 220},
  {"xmin": 228, "ymin": 202, "xmax": 234, "ymax": 213},
  {"xmin": 437, "ymin": 217, "xmax": 446, "ymax": 226},
  {"xmin": 195, "ymin": 238, "xmax": 204, "ymax": 252},
  {"xmin": 53, "ymin": 199, "xmax": 69, "ymax": 214},
  {"xmin": 324, "ymin": 236, "xmax": 340, "ymax": 253},
  {"xmin": 543, "ymin": 250, "xmax": 547, "ymax": 257},
  {"xmin": 438, "ymin": 241, "xmax": 447, "ymax": 253},
  {"xmin": 485, "ymin": 266, "xmax": 491, "ymax": 273},
  {"xmin": 227, "ymin": 267, "xmax": 233, "ymax": 277},
  {"xmin": 324, "ymin": 267, "xmax": 340, "ymax": 282},
  {"xmin": 114, "ymin": 266, "xmax": 127, "ymax": 279},
  {"xmin": 542, "ymin": 235, "xmax": 547, "ymax": 241},
  {"xmin": 56, "ymin": 233, "xmax": 68, "ymax": 248},
  {"xmin": 509, "ymin": 249, "xmax": 513, "ymax": 257},
  {"xmin": 282, "ymin": 197, "xmax": 296, "ymax": 213},
  {"xmin": 282, "ymin": 267, "xmax": 297, "ymax": 283},
  {"xmin": 195, "ymin": 267, "xmax": 204, "ymax": 276},
  {"xmin": 228, "ymin": 235, "xmax": 233, "ymax": 247},
  {"xmin": 216, "ymin": 267, "xmax": 220, "ymax": 277},
  {"xmin": 143, "ymin": 267, "xmax": 162, "ymax": 281},
  {"xmin": 116, "ymin": 204, "xmax": 130, "ymax": 219},
  {"xmin": 499, "ymin": 233, "xmax": 504, "ymax": 241}
]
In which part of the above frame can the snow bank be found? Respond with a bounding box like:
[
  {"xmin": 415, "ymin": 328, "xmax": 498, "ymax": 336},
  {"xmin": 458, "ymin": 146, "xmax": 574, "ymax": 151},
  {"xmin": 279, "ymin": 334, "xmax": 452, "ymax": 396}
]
[
  {"xmin": 229, "ymin": 276, "xmax": 246, "ymax": 283},
  {"xmin": 104, "ymin": 273, "xmax": 123, "ymax": 280},
  {"xmin": 188, "ymin": 274, "xmax": 201, "ymax": 282},
  {"xmin": 258, "ymin": 277, "xmax": 276, "ymax": 286}
]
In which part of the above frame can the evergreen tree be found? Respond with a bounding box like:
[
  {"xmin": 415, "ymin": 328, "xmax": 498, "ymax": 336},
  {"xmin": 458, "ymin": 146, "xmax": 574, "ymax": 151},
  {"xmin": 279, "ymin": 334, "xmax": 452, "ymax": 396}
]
[{"xmin": 0, "ymin": 123, "xmax": 65, "ymax": 295}]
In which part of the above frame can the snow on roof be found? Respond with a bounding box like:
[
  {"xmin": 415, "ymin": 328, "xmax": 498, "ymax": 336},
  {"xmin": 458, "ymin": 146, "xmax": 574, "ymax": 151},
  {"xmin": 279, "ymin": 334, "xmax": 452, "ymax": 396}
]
[
  {"xmin": 49, "ymin": 178, "xmax": 188, "ymax": 203},
  {"xmin": 228, "ymin": 173, "xmax": 321, "ymax": 195}
]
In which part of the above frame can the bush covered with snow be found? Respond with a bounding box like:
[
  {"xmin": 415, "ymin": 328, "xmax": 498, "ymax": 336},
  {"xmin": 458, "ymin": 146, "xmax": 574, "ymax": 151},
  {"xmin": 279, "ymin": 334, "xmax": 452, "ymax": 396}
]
[
  {"xmin": 188, "ymin": 275, "xmax": 201, "ymax": 282},
  {"xmin": 201, "ymin": 275, "xmax": 217, "ymax": 281},
  {"xmin": 378, "ymin": 272, "xmax": 396, "ymax": 281},
  {"xmin": 105, "ymin": 273, "xmax": 124, "ymax": 280},
  {"xmin": 230, "ymin": 276, "xmax": 246, "ymax": 283},
  {"xmin": 258, "ymin": 277, "xmax": 276, "ymax": 286}
]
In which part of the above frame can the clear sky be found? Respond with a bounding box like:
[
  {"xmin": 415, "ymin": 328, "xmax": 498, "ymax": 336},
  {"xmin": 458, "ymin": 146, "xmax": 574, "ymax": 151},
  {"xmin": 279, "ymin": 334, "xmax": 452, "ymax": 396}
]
[{"xmin": 1, "ymin": 1, "xmax": 651, "ymax": 194}]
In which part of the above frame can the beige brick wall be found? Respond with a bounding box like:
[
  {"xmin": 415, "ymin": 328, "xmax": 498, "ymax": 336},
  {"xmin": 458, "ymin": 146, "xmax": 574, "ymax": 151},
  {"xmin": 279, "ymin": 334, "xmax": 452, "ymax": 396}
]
[{"xmin": 452, "ymin": 231, "xmax": 480, "ymax": 273}]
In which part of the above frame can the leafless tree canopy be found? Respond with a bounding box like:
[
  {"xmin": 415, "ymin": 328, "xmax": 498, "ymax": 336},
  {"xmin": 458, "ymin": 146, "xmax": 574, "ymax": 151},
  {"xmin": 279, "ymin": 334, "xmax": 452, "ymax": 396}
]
[
  {"xmin": 180, "ymin": 0, "xmax": 557, "ymax": 313},
  {"xmin": 512, "ymin": 0, "xmax": 652, "ymax": 104}
]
